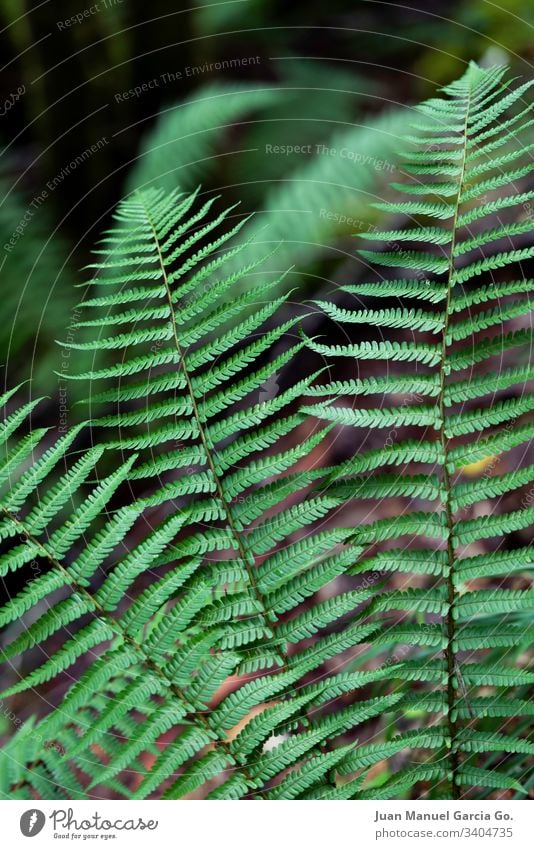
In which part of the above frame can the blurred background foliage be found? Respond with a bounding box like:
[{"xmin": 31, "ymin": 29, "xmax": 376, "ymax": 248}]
[{"xmin": 0, "ymin": 0, "xmax": 532, "ymax": 396}]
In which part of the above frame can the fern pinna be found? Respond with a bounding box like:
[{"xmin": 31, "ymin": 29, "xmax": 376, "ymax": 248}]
[
  {"xmin": 305, "ymin": 62, "xmax": 534, "ymax": 798},
  {"xmin": 0, "ymin": 63, "xmax": 532, "ymax": 801}
]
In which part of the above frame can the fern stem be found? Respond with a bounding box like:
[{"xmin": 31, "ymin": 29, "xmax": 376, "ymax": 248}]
[
  {"xmin": 137, "ymin": 193, "xmax": 290, "ymax": 669},
  {"xmin": 437, "ymin": 84, "xmax": 473, "ymax": 800}
]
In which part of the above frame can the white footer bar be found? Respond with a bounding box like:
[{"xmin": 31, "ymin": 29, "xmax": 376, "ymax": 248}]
[{"xmin": 3, "ymin": 799, "xmax": 530, "ymax": 848}]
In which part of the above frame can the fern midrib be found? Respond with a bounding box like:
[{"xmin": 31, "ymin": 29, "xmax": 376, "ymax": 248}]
[
  {"xmin": 138, "ymin": 193, "xmax": 291, "ymax": 666},
  {"xmin": 437, "ymin": 82, "xmax": 473, "ymax": 799},
  {"xmin": 0, "ymin": 503, "xmax": 262, "ymax": 798}
]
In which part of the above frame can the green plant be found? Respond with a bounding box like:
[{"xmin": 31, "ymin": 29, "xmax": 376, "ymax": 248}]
[
  {"xmin": 0, "ymin": 187, "xmax": 362, "ymax": 800},
  {"xmin": 305, "ymin": 61, "xmax": 534, "ymax": 798},
  {"xmin": 0, "ymin": 62, "xmax": 532, "ymax": 801},
  {"xmin": 127, "ymin": 84, "xmax": 286, "ymax": 195},
  {"xmin": 127, "ymin": 75, "xmax": 409, "ymax": 286}
]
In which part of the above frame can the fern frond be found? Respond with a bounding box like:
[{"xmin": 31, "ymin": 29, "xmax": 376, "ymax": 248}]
[
  {"xmin": 307, "ymin": 61, "xmax": 534, "ymax": 801},
  {"xmin": 0, "ymin": 186, "xmax": 393, "ymax": 801}
]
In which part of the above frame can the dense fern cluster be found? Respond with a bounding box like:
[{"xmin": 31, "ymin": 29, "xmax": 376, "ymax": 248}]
[{"xmin": 0, "ymin": 62, "xmax": 532, "ymax": 800}]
